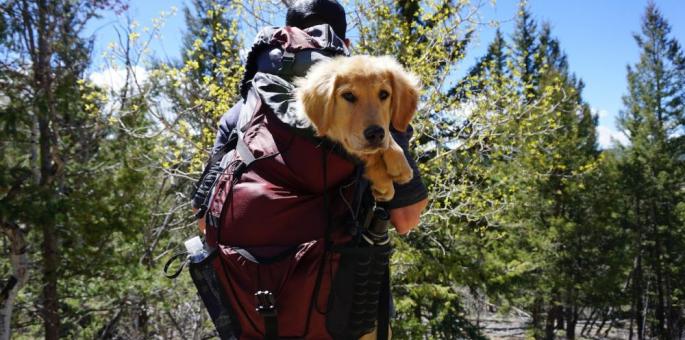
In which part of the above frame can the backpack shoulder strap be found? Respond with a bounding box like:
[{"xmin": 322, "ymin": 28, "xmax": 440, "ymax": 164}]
[
  {"xmin": 191, "ymin": 132, "xmax": 238, "ymax": 220},
  {"xmin": 192, "ymin": 88, "xmax": 263, "ymax": 220}
]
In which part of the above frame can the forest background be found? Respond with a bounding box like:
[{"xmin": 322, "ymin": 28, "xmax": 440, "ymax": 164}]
[{"xmin": 1, "ymin": 0, "xmax": 684, "ymax": 339}]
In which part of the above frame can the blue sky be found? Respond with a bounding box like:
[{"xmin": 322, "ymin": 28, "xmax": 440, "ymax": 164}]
[
  {"xmin": 87, "ymin": 0, "xmax": 685, "ymax": 148},
  {"xmin": 472, "ymin": 0, "xmax": 685, "ymax": 147}
]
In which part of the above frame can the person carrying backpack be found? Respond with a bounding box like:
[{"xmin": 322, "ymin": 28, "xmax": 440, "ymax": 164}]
[{"xmin": 186, "ymin": 0, "xmax": 428, "ymax": 338}]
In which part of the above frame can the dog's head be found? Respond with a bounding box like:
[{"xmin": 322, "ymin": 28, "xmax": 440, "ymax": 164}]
[{"xmin": 295, "ymin": 55, "xmax": 420, "ymax": 155}]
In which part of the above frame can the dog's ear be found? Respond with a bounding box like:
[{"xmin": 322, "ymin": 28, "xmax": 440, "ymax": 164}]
[
  {"xmin": 296, "ymin": 64, "xmax": 338, "ymax": 136},
  {"xmin": 386, "ymin": 59, "xmax": 420, "ymax": 132}
]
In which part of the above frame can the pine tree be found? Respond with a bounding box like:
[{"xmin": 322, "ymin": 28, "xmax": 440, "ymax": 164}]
[
  {"xmin": 512, "ymin": 2, "xmax": 538, "ymax": 96},
  {"xmin": 0, "ymin": 1, "xmax": 167, "ymax": 338},
  {"xmin": 451, "ymin": 6, "xmax": 606, "ymax": 338},
  {"xmin": 451, "ymin": 29, "xmax": 507, "ymax": 100},
  {"xmin": 618, "ymin": 3, "xmax": 685, "ymax": 338},
  {"xmin": 0, "ymin": 2, "xmax": 106, "ymax": 337}
]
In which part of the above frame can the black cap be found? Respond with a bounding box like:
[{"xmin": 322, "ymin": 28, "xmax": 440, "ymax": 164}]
[{"xmin": 286, "ymin": 0, "xmax": 347, "ymax": 39}]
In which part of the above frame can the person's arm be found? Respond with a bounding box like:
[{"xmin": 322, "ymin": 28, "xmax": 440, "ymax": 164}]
[
  {"xmin": 386, "ymin": 125, "xmax": 428, "ymax": 234},
  {"xmin": 193, "ymin": 207, "xmax": 207, "ymax": 234},
  {"xmin": 191, "ymin": 102, "xmax": 243, "ymax": 234},
  {"xmin": 390, "ymin": 198, "xmax": 428, "ymax": 235}
]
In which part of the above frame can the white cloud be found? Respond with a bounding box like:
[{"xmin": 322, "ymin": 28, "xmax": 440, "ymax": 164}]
[
  {"xmin": 597, "ymin": 125, "xmax": 629, "ymax": 149},
  {"xmin": 89, "ymin": 66, "xmax": 149, "ymax": 92}
]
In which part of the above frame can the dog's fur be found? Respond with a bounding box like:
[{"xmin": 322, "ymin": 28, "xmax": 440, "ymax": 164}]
[{"xmin": 295, "ymin": 55, "xmax": 420, "ymax": 201}]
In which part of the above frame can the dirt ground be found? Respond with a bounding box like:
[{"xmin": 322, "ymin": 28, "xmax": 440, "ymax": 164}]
[{"xmin": 474, "ymin": 315, "xmax": 635, "ymax": 339}]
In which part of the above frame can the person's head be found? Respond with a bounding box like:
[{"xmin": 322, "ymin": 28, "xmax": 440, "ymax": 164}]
[{"xmin": 286, "ymin": 0, "xmax": 347, "ymax": 40}]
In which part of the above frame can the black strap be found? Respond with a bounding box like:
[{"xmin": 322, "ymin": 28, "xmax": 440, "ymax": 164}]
[
  {"xmin": 377, "ymin": 265, "xmax": 390, "ymax": 340},
  {"xmin": 163, "ymin": 252, "xmax": 188, "ymax": 279},
  {"xmin": 263, "ymin": 315, "xmax": 278, "ymax": 340},
  {"xmin": 193, "ymin": 130, "xmax": 239, "ymax": 220},
  {"xmin": 195, "ymin": 131, "xmax": 238, "ymax": 193}
]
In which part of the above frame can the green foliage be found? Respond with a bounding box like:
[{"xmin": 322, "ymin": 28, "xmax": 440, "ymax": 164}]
[
  {"xmin": 615, "ymin": 3, "xmax": 685, "ymax": 338},
  {"xmin": 2, "ymin": 0, "xmax": 684, "ymax": 338}
]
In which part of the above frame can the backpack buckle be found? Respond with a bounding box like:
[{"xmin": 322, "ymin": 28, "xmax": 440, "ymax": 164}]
[
  {"xmin": 279, "ymin": 51, "xmax": 296, "ymax": 77},
  {"xmin": 255, "ymin": 290, "xmax": 279, "ymax": 339},
  {"xmin": 254, "ymin": 290, "xmax": 277, "ymax": 317}
]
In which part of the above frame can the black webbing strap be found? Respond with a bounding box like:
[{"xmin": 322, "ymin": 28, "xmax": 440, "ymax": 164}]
[
  {"xmin": 377, "ymin": 265, "xmax": 390, "ymax": 340},
  {"xmin": 194, "ymin": 132, "xmax": 237, "ymax": 194},
  {"xmin": 163, "ymin": 252, "xmax": 188, "ymax": 279},
  {"xmin": 193, "ymin": 130, "xmax": 239, "ymax": 220}
]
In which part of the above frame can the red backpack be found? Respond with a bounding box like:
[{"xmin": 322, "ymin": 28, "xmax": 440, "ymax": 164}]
[{"xmin": 182, "ymin": 25, "xmax": 393, "ymax": 340}]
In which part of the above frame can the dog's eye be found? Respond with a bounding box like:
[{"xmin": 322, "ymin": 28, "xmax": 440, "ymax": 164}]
[
  {"xmin": 379, "ymin": 90, "xmax": 389, "ymax": 100},
  {"xmin": 341, "ymin": 92, "xmax": 357, "ymax": 103}
]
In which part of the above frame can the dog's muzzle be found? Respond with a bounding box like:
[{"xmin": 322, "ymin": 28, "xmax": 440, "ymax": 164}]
[{"xmin": 363, "ymin": 125, "xmax": 385, "ymax": 147}]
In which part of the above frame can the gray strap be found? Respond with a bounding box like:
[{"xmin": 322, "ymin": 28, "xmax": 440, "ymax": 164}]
[{"xmin": 236, "ymin": 137, "xmax": 256, "ymax": 166}]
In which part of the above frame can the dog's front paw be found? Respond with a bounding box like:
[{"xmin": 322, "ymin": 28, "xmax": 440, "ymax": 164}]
[
  {"xmin": 389, "ymin": 164, "xmax": 413, "ymax": 184},
  {"xmin": 371, "ymin": 181, "xmax": 395, "ymax": 202},
  {"xmin": 384, "ymin": 150, "xmax": 413, "ymax": 184}
]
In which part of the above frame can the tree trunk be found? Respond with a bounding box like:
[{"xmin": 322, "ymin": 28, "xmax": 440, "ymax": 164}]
[
  {"xmin": 41, "ymin": 217, "xmax": 60, "ymax": 340},
  {"xmin": 580, "ymin": 308, "xmax": 595, "ymax": 336},
  {"xmin": 544, "ymin": 303, "xmax": 560, "ymax": 340},
  {"xmin": 632, "ymin": 194, "xmax": 644, "ymax": 340},
  {"xmin": 531, "ymin": 297, "xmax": 544, "ymax": 340},
  {"xmin": 0, "ymin": 224, "xmax": 30, "ymax": 340},
  {"xmin": 565, "ymin": 305, "xmax": 576, "ymax": 339},
  {"xmin": 595, "ymin": 308, "xmax": 607, "ymax": 336},
  {"xmin": 32, "ymin": 0, "xmax": 61, "ymax": 337},
  {"xmin": 650, "ymin": 198, "xmax": 667, "ymax": 339},
  {"xmin": 634, "ymin": 259, "xmax": 644, "ymax": 340}
]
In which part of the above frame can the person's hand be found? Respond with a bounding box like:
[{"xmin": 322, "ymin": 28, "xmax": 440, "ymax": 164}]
[{"xmin": 389, "ymin": 198, "xmax": 428, "ymax": 235}]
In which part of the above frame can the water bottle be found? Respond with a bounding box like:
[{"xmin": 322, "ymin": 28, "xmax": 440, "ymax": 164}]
[
  {"xmin": 360, "ymin": 207, "xmax": 391, "ymax": 246},
  {"xmin": 184, "ymin": 236, "xmax": 238, "ymax": 339},
  {"xmin": 184, "ymin": 236, "xmax": 209, "ymax": 263}
]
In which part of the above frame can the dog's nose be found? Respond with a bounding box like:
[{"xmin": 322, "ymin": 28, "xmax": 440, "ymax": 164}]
[{"xmin": 364, "ymin": 125, "xmax": 385, "ymax": 146}]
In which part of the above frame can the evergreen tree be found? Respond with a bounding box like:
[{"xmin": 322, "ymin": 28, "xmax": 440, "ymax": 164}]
[
  {"xmin": 0, "ymin": 0, "xmax": 160, "ymax": 338},
  {"xmin": 511, "ymin": 2, "xmax": 538, "ymax": 95},
  {"xmin": 451, "ymin": 29, "xmax": 507, "ymax": 100},
  {"xmin": 450, "ymin": 5, "xmax": 606, "ymax": 338},
  {"xmin": 618, "ymin": 3, "xmax": 685, "ymax": 338}
]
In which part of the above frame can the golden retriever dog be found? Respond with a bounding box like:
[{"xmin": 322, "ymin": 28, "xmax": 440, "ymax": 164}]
[{"xmin": 295, "ymin": 55, "xmax": 420, "ymax": 202}]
